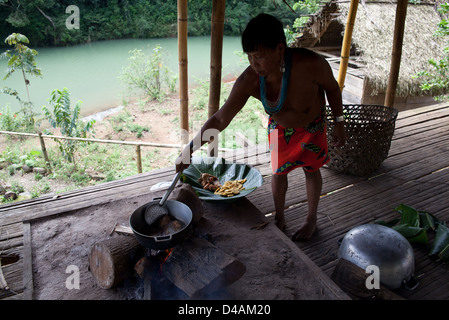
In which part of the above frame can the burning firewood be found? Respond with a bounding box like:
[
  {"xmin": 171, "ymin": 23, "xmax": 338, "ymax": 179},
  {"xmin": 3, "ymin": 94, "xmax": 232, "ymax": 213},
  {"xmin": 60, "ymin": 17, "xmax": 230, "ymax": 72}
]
[{"xmin": 198, "ymin": 173, "xmax": 221, "ymax": 191}]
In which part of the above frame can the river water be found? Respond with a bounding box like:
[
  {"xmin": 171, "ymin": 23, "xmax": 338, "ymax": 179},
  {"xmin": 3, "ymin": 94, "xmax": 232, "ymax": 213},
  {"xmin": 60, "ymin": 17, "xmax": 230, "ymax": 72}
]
[{"xmin": 0, "ymin": 36, "xmax": 245, "ymax": 117}]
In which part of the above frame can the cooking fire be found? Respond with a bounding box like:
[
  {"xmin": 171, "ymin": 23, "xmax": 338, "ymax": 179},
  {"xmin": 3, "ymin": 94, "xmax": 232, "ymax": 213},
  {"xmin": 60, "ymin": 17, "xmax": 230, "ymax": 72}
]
[{"xmin": 89, "ymin": 184, "xmax": 246, "ymax": 300}]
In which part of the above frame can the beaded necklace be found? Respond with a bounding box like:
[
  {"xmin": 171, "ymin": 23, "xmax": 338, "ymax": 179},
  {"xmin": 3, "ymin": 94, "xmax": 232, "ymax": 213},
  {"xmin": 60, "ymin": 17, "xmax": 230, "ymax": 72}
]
[{"xmin": 259, "ymin": 49, "xmax": 291, "ymax": 115}]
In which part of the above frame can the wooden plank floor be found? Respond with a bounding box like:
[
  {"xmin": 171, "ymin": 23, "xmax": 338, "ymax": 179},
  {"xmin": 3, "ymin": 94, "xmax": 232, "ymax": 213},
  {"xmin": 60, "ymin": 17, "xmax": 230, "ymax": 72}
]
[
  {"xmin": 251, "ymin": 103, "xmax": 449, "ymax": 300},
  {"xmin": 1, "ymin": 102, "xmax": 448, "ymax": 300}
]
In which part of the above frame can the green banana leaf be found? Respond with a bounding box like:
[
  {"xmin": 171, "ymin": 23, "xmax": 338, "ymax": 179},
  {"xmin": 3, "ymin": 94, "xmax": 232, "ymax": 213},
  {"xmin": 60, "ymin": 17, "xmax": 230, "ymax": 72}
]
[
  {"xmin": 376, "ymin": 204, "xmax": 429, "ymax": 244},
  {"xmin": 392, "ymin": 224, "xmax": 428, "ymax": 244},
  {"xmin": 439, "ymin": 244, "xmax": 449, "ymax": 262},
  {"xmin": 377, "ymin": 204, "xmax": 449, "ymax": 262},
  {"xmin": 394, "ymin": 204, "xmax": 420, "ymax": 227},
  {"xmin": 419, "ymin": 211, "xmax": 441, "ymax": 231},
  {"xmin": 181, "ymin": 157, "xmax": 263, "ymax": 201},
  {"xmin": 429, "ymin": 224, "xmax": 449, "ymax": 260},
  {"xmin": 392, "ymin": 224, "xmax": 422, "ymax": 238}
]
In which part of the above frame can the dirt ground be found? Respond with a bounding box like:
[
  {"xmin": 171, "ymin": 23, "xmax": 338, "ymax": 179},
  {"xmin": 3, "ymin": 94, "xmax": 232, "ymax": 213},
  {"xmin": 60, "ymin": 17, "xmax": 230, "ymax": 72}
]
[
  {"xmin": 0, "ymin": 94, "xmax": 187, "ymax": 198},
  {"xmin": 12, "ymin": 95, "xmax": 190, "ymax": 300},
  {"xmin": 30, "ymin": 189, "xmax": 342, "ymax": 300},
  {"xmin": 30, "ymin": 193, "xmax": 150, "ymax": 300},
  {"xmin": 15, "ymin": 86, "xmax": 345, "ymax": 301},
  {"xmin": 88, "ymin": 96, "xmax": 182, "ymax": 151}
]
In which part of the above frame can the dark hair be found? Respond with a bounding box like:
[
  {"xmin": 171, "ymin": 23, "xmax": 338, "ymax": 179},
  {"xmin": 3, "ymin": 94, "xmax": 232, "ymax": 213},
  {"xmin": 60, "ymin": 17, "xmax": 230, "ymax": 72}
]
[{"xmin": 241, "ymin": 13, "xmax": 287, "ymax": 53}]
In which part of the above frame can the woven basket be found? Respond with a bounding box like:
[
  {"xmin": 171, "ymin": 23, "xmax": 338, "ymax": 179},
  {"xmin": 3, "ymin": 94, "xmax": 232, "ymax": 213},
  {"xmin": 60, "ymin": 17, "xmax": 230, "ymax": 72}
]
[{"xmin": 326, "ymin": 104, "xmax": 398, "ymax": 176}]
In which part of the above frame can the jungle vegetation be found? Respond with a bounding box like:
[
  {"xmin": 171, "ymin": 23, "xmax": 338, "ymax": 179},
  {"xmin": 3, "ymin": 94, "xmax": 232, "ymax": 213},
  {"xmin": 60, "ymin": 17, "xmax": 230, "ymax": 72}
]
[{"xmin": 0, "ymin": 0, "xmax": 301, "ymax": 48}]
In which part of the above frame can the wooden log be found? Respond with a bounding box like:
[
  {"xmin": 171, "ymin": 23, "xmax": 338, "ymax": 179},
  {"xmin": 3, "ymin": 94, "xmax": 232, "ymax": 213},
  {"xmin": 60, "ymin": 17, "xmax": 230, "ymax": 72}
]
[
  {"xmin": 89, "ymin": 235, "xmax": 143, "ymax": 289},
  {"xmin": 331, "ymin": 258, "xmax": 405, "ymax": 300},
  {"xmin": 134, "ymin": 256, "xmax": 157, "ymax": 300},
  {"xmin": 163, "ymin": 237, "xmax": 246, "ymax": 298}
]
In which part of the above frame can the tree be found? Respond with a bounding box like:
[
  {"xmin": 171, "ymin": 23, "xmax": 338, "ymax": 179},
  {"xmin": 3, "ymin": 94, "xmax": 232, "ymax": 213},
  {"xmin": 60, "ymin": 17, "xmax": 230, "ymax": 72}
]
[
  {"xmin": 1, "ymin": 33, "xmax": 42, "ymax": 102},
  {"xmin": 119, "ymin": 45, "xmax": 177, "ymax": 101},
  {"xmin": 1, "ymin": 33, "xmax": 42, "ymax": 129},
  {"xmin": 42, "ymin": 88, "xmax": 95, "ymax": 164},
  {"xmin": 284, "ymin": 0, "xmax": 322, "ymax": 46},
  {"xmin": 416, "ymin": 3, "xmax": 449, "ymax": 101}
]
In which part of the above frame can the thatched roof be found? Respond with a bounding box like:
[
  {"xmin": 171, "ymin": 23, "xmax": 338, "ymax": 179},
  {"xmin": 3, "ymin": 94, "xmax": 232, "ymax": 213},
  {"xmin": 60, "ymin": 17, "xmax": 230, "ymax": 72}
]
[{"xmin": 336, "ymin": 1, "xmax": 449, "ymax": 96}]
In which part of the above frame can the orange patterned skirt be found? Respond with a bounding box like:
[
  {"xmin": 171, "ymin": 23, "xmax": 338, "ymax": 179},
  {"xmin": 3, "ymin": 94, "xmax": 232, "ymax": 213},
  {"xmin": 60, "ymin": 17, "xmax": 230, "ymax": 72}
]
[{"xmin": 267, "ymin": 107, "xmax": 329, "ymax": 175}]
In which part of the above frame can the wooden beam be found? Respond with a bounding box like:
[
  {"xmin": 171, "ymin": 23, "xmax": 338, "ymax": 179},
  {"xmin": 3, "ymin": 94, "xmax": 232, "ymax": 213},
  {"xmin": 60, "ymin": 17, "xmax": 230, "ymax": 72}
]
[
  {"xmin": 337, "ymin": 0, "xmax": 358, "ymax": 92},
  {"xmin": 384, "ymin": 0, "xmax": 408, "ymax": 108},
  {"xmin": 208, "ymin": 0, "xmax": 226, "ymax": 157},
  {"xmin": 22, "ymin": 222, "xmax": 34, "ymax": 300},
  {"xmin": 178, "ymin": 0, "xmax": 189, "ymax": 144}
]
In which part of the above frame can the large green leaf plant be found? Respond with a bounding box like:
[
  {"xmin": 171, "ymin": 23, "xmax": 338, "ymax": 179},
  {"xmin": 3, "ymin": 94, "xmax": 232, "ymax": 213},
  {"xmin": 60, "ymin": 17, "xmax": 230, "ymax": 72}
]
[
  {"xmin": 1, "ymin": 33, "xmax": 42, "ymax": 103},
  {"xmin": 1, "ymin": 33, "xmax": 42, "ymax": 130},
  {"xmin": 42, "ymin": 88, "xmax": 95, "ymax": 164}
]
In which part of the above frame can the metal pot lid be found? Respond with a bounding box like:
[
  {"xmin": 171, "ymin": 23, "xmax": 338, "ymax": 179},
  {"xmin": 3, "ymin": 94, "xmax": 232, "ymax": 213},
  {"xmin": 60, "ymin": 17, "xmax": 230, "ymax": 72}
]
[{"xmin": 338, "ymin": 223, "xmax": 415, "ymax": 289}]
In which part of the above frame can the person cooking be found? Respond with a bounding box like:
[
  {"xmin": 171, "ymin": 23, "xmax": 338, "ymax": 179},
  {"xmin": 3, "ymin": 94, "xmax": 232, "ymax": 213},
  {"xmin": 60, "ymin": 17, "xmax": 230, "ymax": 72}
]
[{"xmin": 175, "ymin": 13, "xmax": 346, "ymax": 241}]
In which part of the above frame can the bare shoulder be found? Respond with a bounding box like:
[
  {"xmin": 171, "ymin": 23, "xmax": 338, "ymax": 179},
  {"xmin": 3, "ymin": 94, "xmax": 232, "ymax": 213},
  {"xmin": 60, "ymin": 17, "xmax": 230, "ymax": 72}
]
[
  {"xmin": 290, "ymin": 47, "xmax": 327, "ymax": 68},
  {"xmin": 290, "ymin": 47, "xmax": 334, "ymax": 85},
  {"xmin": 234, "ymin": 66, "xmax": 259, "ymax": 97}
]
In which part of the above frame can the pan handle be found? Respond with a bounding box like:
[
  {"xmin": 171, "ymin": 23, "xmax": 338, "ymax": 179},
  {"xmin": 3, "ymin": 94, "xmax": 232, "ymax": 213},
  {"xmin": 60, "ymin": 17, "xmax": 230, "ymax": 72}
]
[
  {"xmin": 159, "ymin": 171, "xmax": 182, "ymax": 207},
  {"xmin": 154, "ymin": 234, "xmax": 173, "ymax": 242}
]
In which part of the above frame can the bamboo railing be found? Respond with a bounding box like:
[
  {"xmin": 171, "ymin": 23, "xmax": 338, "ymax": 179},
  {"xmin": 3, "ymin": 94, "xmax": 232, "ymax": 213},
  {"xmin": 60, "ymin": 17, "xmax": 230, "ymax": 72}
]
[{"xmin": 0, "ymin": 130, "xmax": 232, "ymax": 174}]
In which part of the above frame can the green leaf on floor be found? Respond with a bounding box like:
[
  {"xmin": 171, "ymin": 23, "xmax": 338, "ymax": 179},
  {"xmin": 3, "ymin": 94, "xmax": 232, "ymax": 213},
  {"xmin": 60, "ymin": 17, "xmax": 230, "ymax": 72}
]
[
  {"xmin": 429, "ymin": 224, "xmax": 449, "ymax": 260},
  {"xmin": 376, "ymin": 204, "xmax": 449, "ymax": 262}
]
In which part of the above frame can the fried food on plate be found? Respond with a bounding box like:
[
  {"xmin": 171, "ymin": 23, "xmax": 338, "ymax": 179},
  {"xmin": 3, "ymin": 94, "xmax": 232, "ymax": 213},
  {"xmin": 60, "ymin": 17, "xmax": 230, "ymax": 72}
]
[
  {"xmin": 214, "ymin": 179, "xmax": 246, "ymax": 197},
  {"xmin": 198, "ymin": 173, "xmax": 221, "ymax": 191}
]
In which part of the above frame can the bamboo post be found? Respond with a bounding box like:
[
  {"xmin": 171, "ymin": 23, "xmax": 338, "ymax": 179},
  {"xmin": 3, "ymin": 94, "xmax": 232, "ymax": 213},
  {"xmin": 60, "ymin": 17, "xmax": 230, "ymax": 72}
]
[
  {"xmin": 337, "ymin": 0, "xmax": 358, "ymax": 92},
  {"xmin": 178, "ymin": 0, "xmax": 189, "ymax": 145},
  {"xmin": 38, "ymin": 131, "xmax": 52, "ymax": 174},
  {"xmin": 136, "ymin": 145, "xmax": 142, "ymax": 174},
  {"xmin": 207, "ymin": 0, "xmax": 226, "ymax": 157},
  {"xmin": 384, "ymin": 0, "xmax": 408, "ymax": 108}
]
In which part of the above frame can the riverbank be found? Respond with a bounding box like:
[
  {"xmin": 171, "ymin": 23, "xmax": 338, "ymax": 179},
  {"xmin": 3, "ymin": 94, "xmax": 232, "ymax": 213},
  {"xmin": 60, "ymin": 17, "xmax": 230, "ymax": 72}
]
[
  {"xmin": 0, "ymin": 79, "xmax": 266, "ymax": 203},
  {"xmin": 0, "ymin": 37, "xmax": 245, "ymax": 117},
  {"xmin": 0, "ymin": 92, "xmax": 191, "ymax": 202}
]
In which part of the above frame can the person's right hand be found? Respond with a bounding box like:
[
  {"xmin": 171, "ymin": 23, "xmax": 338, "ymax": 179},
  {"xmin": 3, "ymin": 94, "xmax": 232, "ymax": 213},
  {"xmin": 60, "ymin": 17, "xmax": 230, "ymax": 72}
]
[{"xmin": 175, "ymin": 145, "xmax": 192, "ymax": 173}]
